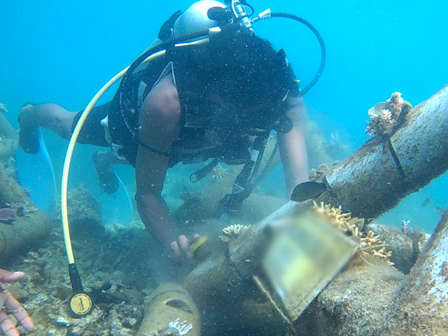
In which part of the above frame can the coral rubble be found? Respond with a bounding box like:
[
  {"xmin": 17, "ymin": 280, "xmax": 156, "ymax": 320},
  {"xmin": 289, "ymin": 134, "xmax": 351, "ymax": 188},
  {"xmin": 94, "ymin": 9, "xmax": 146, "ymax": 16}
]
[{"xmin": 4, "ymin": 213, "xmax": 156, "ymax": 335}]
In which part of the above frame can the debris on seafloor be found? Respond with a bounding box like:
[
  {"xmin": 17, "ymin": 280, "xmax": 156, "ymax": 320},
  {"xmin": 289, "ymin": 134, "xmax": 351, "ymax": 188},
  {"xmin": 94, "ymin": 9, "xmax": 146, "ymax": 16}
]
[
  {"xmin": 365, "ymin": 91, "xmax": 413, "ymax": 137},
  {"xmin": 138, "ymin": 282, "xmax": 201, "ymax": 336}
]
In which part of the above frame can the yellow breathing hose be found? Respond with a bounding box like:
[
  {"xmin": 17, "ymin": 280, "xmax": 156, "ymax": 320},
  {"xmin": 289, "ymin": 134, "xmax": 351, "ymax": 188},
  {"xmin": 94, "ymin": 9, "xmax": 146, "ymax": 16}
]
[
  {"xmin": 61, "ymin": 51, "xmax": 166, "ymax": 264},
  {"xmin": 61, "ymin": 67, "xmax": 127, "ymax": 264}
]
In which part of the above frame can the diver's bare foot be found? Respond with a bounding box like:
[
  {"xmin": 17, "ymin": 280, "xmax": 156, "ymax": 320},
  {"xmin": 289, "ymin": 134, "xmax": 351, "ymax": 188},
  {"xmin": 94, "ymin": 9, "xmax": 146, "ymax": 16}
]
[{"xmin": 18, "ymin": 104, "xmax": 40, "ymax": 154}]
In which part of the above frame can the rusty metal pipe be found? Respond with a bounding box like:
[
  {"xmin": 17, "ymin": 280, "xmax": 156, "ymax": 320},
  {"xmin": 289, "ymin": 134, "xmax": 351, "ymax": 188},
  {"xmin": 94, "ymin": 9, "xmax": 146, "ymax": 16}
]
[{"xmin": 317, "ymin": 85, "xmax": 448, "ymax": 220}]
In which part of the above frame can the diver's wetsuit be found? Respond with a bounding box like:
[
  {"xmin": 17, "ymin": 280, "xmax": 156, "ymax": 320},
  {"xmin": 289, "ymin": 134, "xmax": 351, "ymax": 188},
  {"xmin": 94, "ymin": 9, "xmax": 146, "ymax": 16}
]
[{"xmin": 72, "ymin": 32, "xmax": 299, "ymax": 169}]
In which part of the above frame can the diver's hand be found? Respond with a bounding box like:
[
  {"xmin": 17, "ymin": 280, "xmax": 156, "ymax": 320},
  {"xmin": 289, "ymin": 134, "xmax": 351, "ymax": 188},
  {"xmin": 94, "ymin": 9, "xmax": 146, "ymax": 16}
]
[
  {"xmin": 170, "ymin": 234, "xmax": 200, "ymax": 263},
  {"xmin": 0, "ymin": 270, "xmax": 34, "ymax": 336}
]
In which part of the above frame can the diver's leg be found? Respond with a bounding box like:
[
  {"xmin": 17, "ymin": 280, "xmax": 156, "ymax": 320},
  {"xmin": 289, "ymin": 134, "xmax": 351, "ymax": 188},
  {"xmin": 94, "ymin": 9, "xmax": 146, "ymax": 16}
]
[
  {"xmin": 92, "ymin": 150, "xmax": 127, "ymax": 195},
  {"xmin": 18, "ymin": 103, "xmax": 76, "ymax": 153}
]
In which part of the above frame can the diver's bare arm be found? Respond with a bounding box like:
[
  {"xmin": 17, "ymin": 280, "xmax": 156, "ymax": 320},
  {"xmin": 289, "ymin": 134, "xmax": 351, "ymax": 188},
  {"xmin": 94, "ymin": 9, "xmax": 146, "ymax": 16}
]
[
  {"xmin": 278, "ymin": 97, "xmax": 309, "ymax": 198},
  {"xmin": 135, "ymin": 75, "xmax": 181, "ymax": 250}
]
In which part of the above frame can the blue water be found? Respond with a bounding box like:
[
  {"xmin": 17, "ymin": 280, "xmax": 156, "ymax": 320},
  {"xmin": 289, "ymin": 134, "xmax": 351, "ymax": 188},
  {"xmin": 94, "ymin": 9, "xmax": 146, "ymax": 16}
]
[{"xmin": 1, "ymin": 0, "xmax": 447, "ymax": 232}]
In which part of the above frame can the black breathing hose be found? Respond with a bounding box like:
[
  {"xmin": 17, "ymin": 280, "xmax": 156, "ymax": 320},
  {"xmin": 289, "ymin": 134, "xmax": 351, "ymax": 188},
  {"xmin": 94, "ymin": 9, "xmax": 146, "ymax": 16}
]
[{"xmin": 253, "ymin": 12, "xmax": 326, "ymax": 97}]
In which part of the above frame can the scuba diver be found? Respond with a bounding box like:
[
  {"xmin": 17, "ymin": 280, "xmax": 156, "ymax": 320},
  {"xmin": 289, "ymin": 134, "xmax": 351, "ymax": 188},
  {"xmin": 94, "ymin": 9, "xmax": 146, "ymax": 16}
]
[{"xmin": 18, "ymin": 0, "xmax": 310, "ymax": 262}]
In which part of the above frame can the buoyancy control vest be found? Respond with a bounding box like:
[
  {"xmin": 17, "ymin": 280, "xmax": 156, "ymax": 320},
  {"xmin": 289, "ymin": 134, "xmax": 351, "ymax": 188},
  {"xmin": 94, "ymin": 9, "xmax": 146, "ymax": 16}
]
[{"xmin": 108, "ymin": 32, "xmax": 298, "ymax": 169}]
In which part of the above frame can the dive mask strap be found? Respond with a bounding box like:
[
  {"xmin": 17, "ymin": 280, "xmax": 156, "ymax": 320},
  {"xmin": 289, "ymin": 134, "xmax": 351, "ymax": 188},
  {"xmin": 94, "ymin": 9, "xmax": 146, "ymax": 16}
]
[{"xmin": 158, "ymin": 10, "xmax": 183, "ymax": 41}]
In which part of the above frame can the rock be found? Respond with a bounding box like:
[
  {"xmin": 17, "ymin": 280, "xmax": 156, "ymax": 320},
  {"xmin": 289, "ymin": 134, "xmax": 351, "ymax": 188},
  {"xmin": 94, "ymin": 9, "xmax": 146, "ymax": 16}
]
[
  {"xmin": 365, "ymin": 223, "xmax": 416, "ymax": 274},
  {"xmin": 8, "ymin": 287, "xmax": 29, "ymax": 302},
  {"xmin": 295, "ymin": 255, "xmax": 406, "ymax": 336}
]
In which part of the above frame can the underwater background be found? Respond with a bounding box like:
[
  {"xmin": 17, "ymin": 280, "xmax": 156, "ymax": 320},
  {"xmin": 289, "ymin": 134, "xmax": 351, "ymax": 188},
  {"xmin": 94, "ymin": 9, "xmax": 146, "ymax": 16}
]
[{"xmin": 1, "ymin": 0, "xmax": 448, "ymax": 233}]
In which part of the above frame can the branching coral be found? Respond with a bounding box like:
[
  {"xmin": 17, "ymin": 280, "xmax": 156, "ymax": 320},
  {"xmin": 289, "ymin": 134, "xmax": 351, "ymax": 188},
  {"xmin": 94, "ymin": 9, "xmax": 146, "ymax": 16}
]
[
  {"xmin": 358, "ymin": 231, "xmax": 392, "ymax": 264},
  {"xmin": 312, "ymin": 201, "xmax": 393, "ymax": 265}
]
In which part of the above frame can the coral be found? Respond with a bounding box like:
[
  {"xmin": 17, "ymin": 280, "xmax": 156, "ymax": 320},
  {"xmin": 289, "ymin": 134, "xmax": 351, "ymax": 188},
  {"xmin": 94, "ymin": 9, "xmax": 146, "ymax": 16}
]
[
  {"xmin": 389, "ymin": 91, "xmax": 405, "ymax": 109},
  {"xmin": 401, "ymin": 219, "xmax": 411, "ymax": 235},
  {"xmin": 309, "ymin": 162, "xmax": 339, "ymax": 183},
  {"xmin": 312, "ymin": 201, "xmax": 364, "ymax": 236},
  {"xmin": 309, "ymin": 163, "xmax": 329, "ymax": 183},
  {"xmin": 166, "ymin": 318, "xmax": 193, "ymax": 336},
  {"xmin": 311, "ymin": 201, "xmax": 393, "ymax": 265},
  {"xmin": 358, "ymin": 231, "xmax": 392, "ymax": 265},
  {"xmin": 0, "ymin": 207, "xmax": 16, "ymax": 223},
  {"xmin": 211, "ymin": 165, "xmax": 228, "ymax": 180},
  {"xmin": 366, "ymin": 108, "xmax": 394, "ymax": 137},
  {"xmin": 0, "ymin": 203, "xmax": 23, "ymax": 223},
  {"xmin": 222, "ymin": 224, "xmax": 245, "ymax": 235},
  {"xmin": 365, "ymin": 92, "xmax": 413, "ymax": 137},
  {"xmin": 219, "ymin": 224, "xmax": 250, "ymax": 242}
]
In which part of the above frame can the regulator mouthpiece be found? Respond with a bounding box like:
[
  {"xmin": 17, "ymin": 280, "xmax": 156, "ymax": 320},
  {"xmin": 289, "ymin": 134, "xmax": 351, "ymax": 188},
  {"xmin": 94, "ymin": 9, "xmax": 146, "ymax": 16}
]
[{"xmin": 207, "ymin": 6, "xmax": 231, "ymax": 24}]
